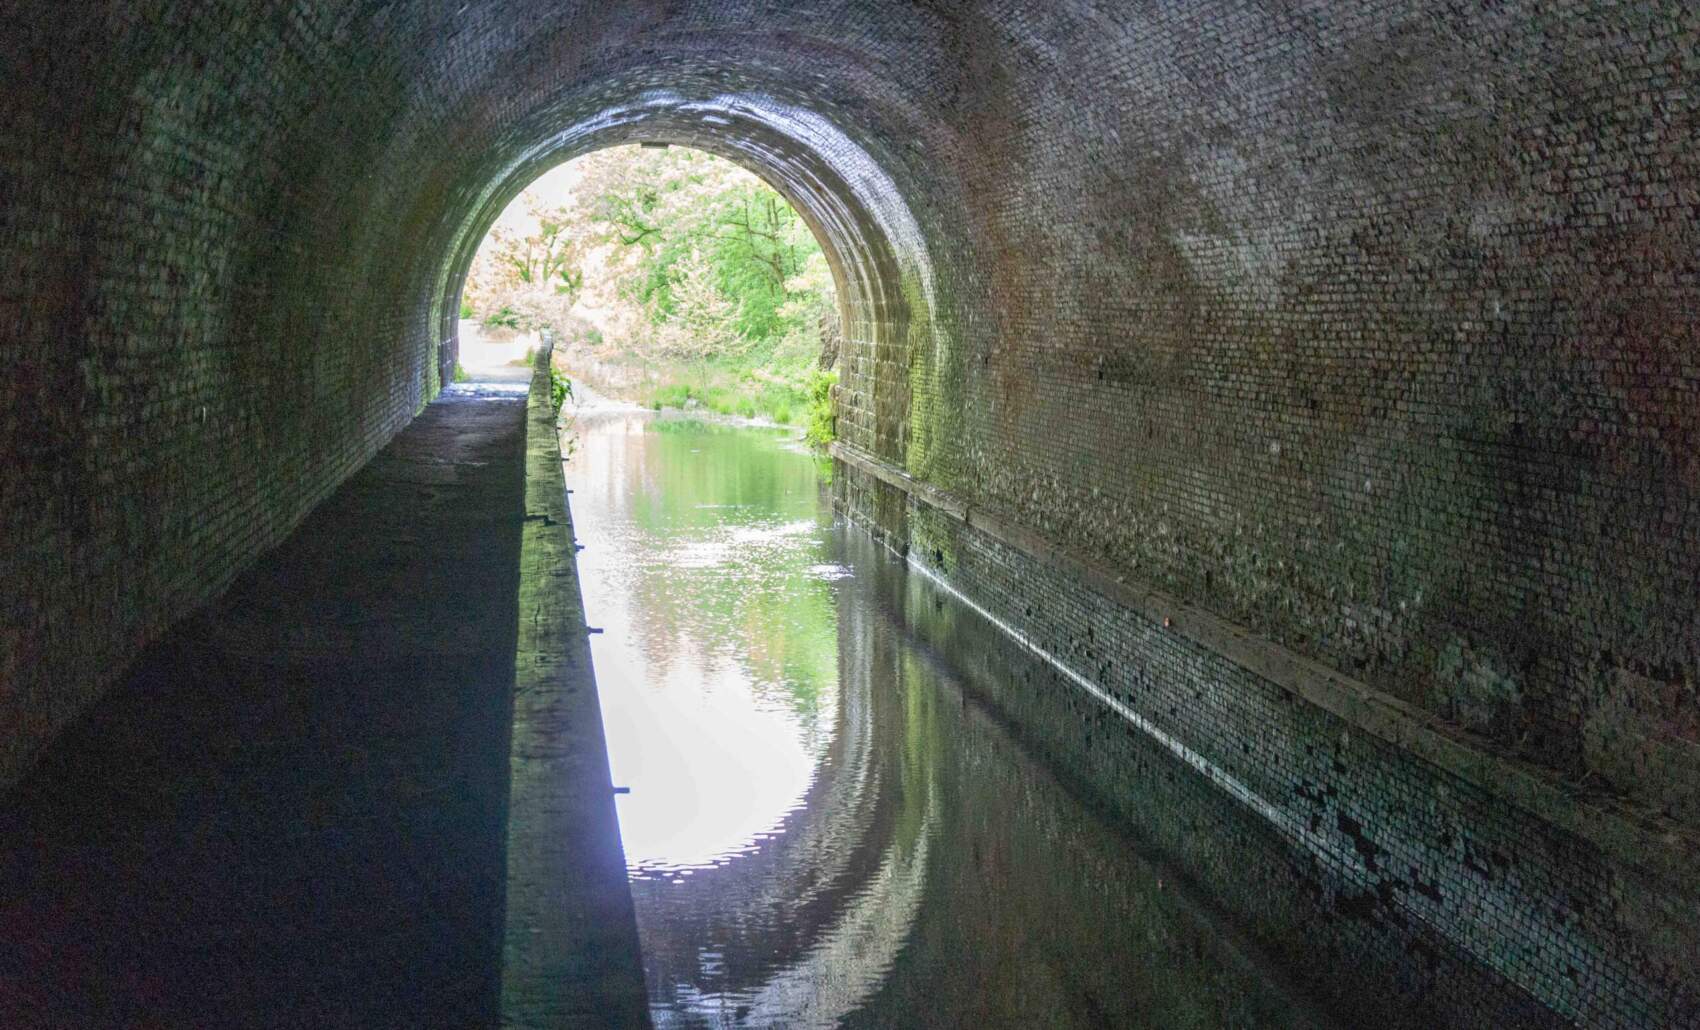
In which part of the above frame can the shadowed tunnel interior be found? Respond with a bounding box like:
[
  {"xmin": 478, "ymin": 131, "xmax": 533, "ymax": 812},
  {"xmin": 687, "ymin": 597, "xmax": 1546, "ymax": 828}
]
[
  {"xmin": 2, "ymin": 3, "xmax": 1697, "ymax": 1028},
  {"xmin": 1, "ymin": 390, "xmax": 534, "ymax": 1026}
]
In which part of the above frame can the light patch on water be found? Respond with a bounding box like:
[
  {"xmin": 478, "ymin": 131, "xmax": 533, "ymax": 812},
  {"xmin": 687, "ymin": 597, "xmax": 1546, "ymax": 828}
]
[
  {"xmin": 667, "ymin": 539, "xmax": 729, "ymax": 570},
  {"xmin": 664, "ymin": 519, "xmax": 816, "ymax": 570},
  {"xmin": 564, "ymin": 415, "xmax": 1333, "ymax": 1029},
  {"xmin": 729, "ymin": 519, "xmax": 816, "ymax": 544},
  {"xmin": 602, "ymin": 655, "xmax": 822, "ymax": 875}
]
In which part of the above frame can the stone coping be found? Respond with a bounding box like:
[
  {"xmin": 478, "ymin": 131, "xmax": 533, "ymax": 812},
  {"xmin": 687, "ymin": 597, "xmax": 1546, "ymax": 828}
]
[{"xmin": 499, "ymin": 344, "xmax": 651, "ymax": 1028}]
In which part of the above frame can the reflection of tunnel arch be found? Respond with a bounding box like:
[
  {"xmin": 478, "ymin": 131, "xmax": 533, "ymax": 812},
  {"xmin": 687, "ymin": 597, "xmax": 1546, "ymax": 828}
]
[
  {"xmin": 624, "ymin": 534, "xmax": 935, "ymax": 1026},
  {"xmin": 431, "ymin": 81, "xmax": 941, "ymax": 464}
]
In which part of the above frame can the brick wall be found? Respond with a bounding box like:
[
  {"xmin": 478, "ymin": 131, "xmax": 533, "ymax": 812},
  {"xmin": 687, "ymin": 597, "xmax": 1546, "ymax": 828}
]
[
  {"xmin": 2, "ymin": 1, "xmax": 1695, "ymax": 1018},
  {"xmin": 838, "ymin": 456, "xmax": 1696, "ymax": 1026},
  {"xmin": 879, "ymin": 2, "xmax": 1700, "ymax": 822},
  {"xmin": 0, "ymin": 3, "xmax": 448, "ymax": 784},
  {"xmin": 0, "ymin": 1, "xmax": 930, "ymax": 785}
]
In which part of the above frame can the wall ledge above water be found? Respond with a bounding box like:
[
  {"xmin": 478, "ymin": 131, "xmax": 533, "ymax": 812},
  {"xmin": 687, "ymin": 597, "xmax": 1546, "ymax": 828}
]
[
  {"xmin": 830, "ymin": 442, "xmax": 1695, "ymax": 890},
  {"xmin": 832, "ymin": 440, "xmax": 1699, "ymax": 1029}
]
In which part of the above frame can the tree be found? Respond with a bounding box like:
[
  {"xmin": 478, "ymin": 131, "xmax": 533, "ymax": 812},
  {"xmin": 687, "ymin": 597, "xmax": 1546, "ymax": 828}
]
[
  {"xmin": 470, "ymin": 195, "xmax": 585, "ymax": 333},
  {"xmin": 486, "ymin": 194, "xmax": 583, "ymax": 294},
  {"xmin": 461, "ymin": 145, "xmax": 841, "ymax": 439},
  {"xmin": 650, "ymin": 248, "xmax": 745, "ymax": 359},
  {"xmin": 570, "ymin": 146, "xmax": 831, "ymax": 347}
]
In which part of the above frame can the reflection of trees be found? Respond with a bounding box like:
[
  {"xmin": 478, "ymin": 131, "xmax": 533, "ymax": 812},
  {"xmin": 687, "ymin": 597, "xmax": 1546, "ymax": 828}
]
[
  {"xmin": 602, "ymin": 467, "xmax": 1322, "ymax": 1027},
  {"xmin": 613, "ymin": 422, "xmax": 839, "ymax": 722}
]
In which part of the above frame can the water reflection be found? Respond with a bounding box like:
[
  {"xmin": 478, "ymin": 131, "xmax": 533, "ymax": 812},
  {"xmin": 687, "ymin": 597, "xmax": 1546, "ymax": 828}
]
[
  {"xmin": 565, "ymin": 412, "xmax": 1331, "ymax": 1029},
  {"xmin": 569, "ymin": 415, "xmax": 839, "ymax": 876}
]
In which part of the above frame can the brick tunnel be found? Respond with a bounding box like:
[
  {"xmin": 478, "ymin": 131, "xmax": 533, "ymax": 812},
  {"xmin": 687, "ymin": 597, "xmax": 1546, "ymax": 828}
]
[{"xmin": 2, "ymin": 3, "xmax": 1697, "ymax": 1028}]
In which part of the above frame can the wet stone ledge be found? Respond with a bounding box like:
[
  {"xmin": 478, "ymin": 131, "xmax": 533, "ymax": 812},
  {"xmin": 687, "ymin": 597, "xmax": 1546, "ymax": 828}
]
[{"xmin": 498, "ymin": 344, "xmax": 650, "ymax": 1028}]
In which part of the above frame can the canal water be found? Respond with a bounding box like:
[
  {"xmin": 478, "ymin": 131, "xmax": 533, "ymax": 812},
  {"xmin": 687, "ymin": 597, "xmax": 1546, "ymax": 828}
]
[{"xmin": 564, "ymin": 410, "xmax": 1335, "ymax": 1029}]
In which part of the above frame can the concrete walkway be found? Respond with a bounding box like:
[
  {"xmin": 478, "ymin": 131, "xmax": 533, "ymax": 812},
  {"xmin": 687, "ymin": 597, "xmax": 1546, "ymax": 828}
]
[
  {"xmin": 456, "ymin": 319, "xmax": 538, "ymax": 385},
  {"xmin": 0, "ymin": 375, "xmax": 646, "ymax": 1027}
]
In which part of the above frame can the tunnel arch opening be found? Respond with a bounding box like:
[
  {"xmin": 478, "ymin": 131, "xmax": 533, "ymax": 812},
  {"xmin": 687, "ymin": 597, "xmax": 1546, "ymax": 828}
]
[
  {"xmin": 452, "ymin": 143, "xmax": 837, "ymax": 411},
  {"xmin": 424, "ymin": 91, "xmax": 940, "ymax": 462}
]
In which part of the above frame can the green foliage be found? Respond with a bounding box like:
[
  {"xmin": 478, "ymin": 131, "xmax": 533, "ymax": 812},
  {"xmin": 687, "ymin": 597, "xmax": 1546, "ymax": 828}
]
[
  {"xmin": 649, "ymin": 383, "xmax": 696, "ymax": 409},
  {"xmin": 550, "ymin": 367, "xmax": 573, "ymax": 411},
  {"xmin": 466, "ymin": 145, "xmax": 841, "ymax": 445},
  {"xmin": 651, "ymin": 417, "xmax": 709, "ymax": 433},
  {"xmin": 804, "ymin": 369, "xmax": 837, "ymax": 449},
  {"xmin": 459, "ymin": 298, "xmax": 475, "ymax": 319},
  {"xmin": 482, "ymin": 305, "xmax": 526, "ymax": 330},
  {"xmin": 639, "ymin": 362, "xmax": 828, "ymax": 431},
  {"xmin": 576, "ymin": 147, "xmax": 833, "ymax": 361},
  {"xmin": 625, "ymin": 184, "xmax": 813, "ymax": 342},
  {"xmin": 452, "ymin": 363, "xmax": 472, "ymax": 383}
]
